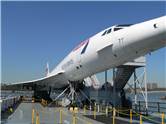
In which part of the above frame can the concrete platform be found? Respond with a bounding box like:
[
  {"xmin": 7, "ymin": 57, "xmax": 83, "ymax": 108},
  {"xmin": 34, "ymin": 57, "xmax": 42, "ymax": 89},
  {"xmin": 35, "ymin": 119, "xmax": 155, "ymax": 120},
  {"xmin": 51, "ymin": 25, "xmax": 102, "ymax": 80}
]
[
  {"xmin": 1, "ymin": 102, "xmax": 158, "ymax": 124},
  {"xmin": 2, "ymin": 102, "xmax": 103, "ymax": 124}
]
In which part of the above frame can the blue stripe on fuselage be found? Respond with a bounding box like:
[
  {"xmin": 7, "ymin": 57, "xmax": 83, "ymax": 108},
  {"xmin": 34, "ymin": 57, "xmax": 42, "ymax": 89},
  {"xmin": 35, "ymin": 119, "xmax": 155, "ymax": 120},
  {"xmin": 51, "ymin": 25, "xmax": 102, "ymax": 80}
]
[{"xmin": 81, "ymin": 40, "xmax": 89, "ymax": 54}]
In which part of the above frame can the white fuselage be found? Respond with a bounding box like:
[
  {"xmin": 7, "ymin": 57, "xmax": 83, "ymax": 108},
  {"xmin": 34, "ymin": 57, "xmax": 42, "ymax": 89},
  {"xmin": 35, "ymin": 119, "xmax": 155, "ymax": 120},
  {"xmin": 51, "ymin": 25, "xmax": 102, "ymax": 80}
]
[{"xmin": 49, "ymin": 16, "xmax": 166, "ymax": 86}]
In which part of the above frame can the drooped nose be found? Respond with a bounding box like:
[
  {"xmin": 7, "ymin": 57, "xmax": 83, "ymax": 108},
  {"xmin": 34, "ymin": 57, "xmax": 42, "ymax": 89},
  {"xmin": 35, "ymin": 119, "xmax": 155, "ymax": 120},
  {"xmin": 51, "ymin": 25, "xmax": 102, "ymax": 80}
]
[
  {"xmin": 160, "ymin": 16, "xmax": 166, "ymax": 44},
  {"xmin": 151, "ymin": 16, "xmax": 166, "ymax": 46}
]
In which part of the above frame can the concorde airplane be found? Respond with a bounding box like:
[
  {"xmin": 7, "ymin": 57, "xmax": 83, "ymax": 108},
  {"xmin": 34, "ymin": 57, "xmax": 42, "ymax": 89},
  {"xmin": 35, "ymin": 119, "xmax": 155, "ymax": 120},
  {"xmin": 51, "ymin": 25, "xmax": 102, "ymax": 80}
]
[{"xmin": 7, "ymin": 16, "xmax": 166, "ymax": 101}]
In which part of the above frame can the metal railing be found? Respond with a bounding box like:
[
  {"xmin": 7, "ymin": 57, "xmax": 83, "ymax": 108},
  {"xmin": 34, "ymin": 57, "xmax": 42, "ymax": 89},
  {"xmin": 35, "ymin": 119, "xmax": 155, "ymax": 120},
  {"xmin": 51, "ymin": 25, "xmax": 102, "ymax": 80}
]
[
  {"xmin": 132, "ymin": 101, "xmax": 166, "ymax": 113},
  {"xmin": 31, "ymin": 103, "xmax": 165, "ymax": 124}
]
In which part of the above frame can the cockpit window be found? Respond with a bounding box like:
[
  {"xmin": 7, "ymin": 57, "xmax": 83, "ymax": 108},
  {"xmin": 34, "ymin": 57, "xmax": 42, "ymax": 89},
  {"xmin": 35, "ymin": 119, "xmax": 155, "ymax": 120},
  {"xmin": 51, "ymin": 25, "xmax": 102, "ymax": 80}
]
[
  {"xmin": 101, "ymin": 24, "xmax": 133, "ymax": 36},
  {"xmin": 102, "ymin": 30, "xmax": 107, "ymax": 36},
  {"xmin": 107, "ymin": 28, "xmax": 112, "ymax": 34},
  {"xmin": 114, "ymin": 27, "xmax": 123, "ymax": 31},
  {"xmin": 101, "ymin": 28, "xmax": 112, "ymax": 36},
  {"xmin": 116, "ymin": 24, "xmax": 133, "ymax": 27}
]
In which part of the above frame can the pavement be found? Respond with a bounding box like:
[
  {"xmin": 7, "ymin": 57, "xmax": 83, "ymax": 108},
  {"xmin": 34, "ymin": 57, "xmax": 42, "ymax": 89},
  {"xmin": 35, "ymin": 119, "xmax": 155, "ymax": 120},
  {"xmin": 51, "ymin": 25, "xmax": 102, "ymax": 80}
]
[
  {"xmin": 1, "ymin": 102, "xmax": 162, "ymax": 124},
  {"xmin": 1, "ymin": 102, "xmax": 103, "ymax": 124}
]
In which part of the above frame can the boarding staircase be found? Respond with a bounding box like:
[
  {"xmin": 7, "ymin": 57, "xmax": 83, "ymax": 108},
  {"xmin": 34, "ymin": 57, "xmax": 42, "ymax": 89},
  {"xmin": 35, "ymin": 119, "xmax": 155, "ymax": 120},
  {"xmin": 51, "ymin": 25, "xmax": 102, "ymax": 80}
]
[
  {"xmin": 87, "ymin": 56, "xmax": 146, "ymax": 107},
  {"xmin": 114, "ymin": 56, "xmax": 146, "ymax": 91},
  {"xmin": 114, "ymin": 66, "xmax": 136, "ymax": 90}
]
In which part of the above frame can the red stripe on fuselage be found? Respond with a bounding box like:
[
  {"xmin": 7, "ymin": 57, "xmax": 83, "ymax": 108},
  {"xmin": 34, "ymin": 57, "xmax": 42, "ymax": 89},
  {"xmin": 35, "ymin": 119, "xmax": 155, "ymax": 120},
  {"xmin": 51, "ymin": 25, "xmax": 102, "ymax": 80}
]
[{"xmin": 72, "ymin": 39, "xmax": 89, "ymax": 52}]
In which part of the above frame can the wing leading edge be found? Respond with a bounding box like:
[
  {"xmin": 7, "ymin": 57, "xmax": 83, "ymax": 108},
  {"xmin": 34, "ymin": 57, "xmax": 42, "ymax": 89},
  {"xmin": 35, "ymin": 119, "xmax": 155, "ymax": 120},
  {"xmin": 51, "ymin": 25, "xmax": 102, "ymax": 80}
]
[{"xmin": 5, "ymin": 71, "xmax": 68, "ymax": 90}]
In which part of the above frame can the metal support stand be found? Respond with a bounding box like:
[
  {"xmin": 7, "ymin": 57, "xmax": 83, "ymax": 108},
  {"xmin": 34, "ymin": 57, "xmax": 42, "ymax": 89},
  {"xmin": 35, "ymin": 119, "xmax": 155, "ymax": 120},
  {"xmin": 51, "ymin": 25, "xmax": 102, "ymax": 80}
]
[
  {"xmin": 131, "ymin": 66, "xmax": 148, "ymax": 115},
  {"xmin": 48, "ymin": 86, "xmax": 69, "ymax": 106},
  {"xmin": 69, "ymin": 83, "xmax": 75, "ymax": 104},
  {"xmin": 134, "ymin": 70, "xmax": 137, "ymax": 112},
  {"xmin": 79, "ymin": 89, "xmax": 92, "ymax": 104},
  {"xmin": 105, "ymin": 70, "xmax": 108, "ymax": 83},
  {"xmin": 144, "ymin": 66, "xmax": 148, "ymax": 115},
  {"xmin": 105, "ymin": 70, "xmax": 108, "ymax": 91},
  {"xmin": 113, "ymin": 68, "xmax": 116, "ymax": 108},
  {"xmin": 68, "ymin": 82, "xmax": 84, "ymax": 106}
]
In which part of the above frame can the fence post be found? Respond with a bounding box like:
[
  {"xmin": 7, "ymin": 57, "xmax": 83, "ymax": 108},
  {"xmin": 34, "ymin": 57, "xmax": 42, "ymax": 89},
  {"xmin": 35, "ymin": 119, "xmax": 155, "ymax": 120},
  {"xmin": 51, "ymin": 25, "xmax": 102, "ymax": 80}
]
[
  {"xmin": 157, "ymin": 102, "xmax": 160, "ymax": 113},
  {"xmin": 140, "ymin": 113, "xmax": 142, "ymax": 124},
  {"xmin": 139, "ymin": 101, "xmax": 141, "ymax": 113},
  {"xmin": 130, "ymin": 109, "xmax": 132, "ymax": 124},
  {"xmin": 32, "ymin": 97, "xmax": 35, "ymax": 103},
  {"xmin": 36, "ymin": 112, "xmax": 40, "ymax": 124},
  {"xmin": 94, "ymin": 105, "xmax": 96, "ymax": 119},
  {"xmin": 84, "ymin": 105, "xmax": 86, "ymax": 114},
  {"xmin": 97, "ymin": 104, "xmax": 100, "ymax": 112},
  {"xmin": 72, "ymin": 113, "xmax": 76, "ymax": 124},
  {"xmin": 32, "ymin": 108, "xmax": 35, "ymax": 124},
  {"xmin": 162, "ymin": 112, "xmax": 165, "ymax": 124},
  {"xmin": 90, "ymin": 105, "xmax": 92, "ymax": 114},
  {"xmin": 55, "ymin": 110, "xmax": 56, "ymax": 124},
  {"xmin": 135, "ymin": 103, "xmax": 137, "ymax": 112},
  {"xmin": 105, "ymin": 106, "xmax": 108, "ymax": 117},
  {"xmin": 112, "ymin": 108, "xmax": 115, "ymax": 124},
  {"xmin": 59, "ymin": 109, "xmax": 62, "ymax": 124}
]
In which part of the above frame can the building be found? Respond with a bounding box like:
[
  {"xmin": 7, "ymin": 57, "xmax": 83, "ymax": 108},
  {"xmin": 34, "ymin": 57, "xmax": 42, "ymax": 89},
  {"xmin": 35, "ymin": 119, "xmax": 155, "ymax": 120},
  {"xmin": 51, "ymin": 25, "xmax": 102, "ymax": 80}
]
[{"xmin": 147, "ymin": 83, "xmax": 158, "ymax": 90}]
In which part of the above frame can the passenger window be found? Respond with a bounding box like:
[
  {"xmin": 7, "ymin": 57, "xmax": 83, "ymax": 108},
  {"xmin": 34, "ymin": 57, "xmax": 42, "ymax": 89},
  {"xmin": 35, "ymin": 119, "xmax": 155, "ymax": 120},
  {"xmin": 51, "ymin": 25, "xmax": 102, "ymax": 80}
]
[
  {"xmin": 114, "ymin": 28, "xmax": 123, "ymax": 31},
  {"xmin": 107, "ymin": 28, "xmax": 112, "ymax": 34}
]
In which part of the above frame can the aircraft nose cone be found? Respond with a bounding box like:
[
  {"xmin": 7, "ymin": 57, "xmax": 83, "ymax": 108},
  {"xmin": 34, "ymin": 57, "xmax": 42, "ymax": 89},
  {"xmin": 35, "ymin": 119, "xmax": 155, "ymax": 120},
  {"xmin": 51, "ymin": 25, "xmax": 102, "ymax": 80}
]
[
  {"xmin": 163, "ymin": 16, "xmax": 166, "ymax": 33},
  {"xmin": 162, "ymin": 17, "xmax": 166, "ymax": 42},
  {"xmin": 158, "ymin": 16, "xmax": 166, "ymax": 43}
]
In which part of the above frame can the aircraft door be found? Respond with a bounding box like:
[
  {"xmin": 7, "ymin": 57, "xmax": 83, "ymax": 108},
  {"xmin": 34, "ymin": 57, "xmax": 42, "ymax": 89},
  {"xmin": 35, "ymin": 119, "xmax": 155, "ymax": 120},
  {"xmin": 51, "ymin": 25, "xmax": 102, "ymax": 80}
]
[
  {"xmin": 119, "ymin": 37, "xmax": 124, "ymax": 49},
  {"xmin": 113, "ymin": 36, "xmax": 125, "ymax": 58}
]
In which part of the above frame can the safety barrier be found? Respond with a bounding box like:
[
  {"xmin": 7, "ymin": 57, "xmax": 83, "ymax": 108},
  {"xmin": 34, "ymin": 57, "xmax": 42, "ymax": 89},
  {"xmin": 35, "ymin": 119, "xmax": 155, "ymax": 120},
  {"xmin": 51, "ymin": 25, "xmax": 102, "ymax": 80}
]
[
  {"xmin": 36, "ymin": 112, "xmax": 40, "ymax": 124},
  {"xmin": 162, "ymin": 113, "xmax": 165, "ymax": 124},
  {"xmin": 116, "ymin": 108, "xmax": 165, "ymax": 124},
  {"xmin": 1, "ymin": 96, "xmax": 21, "ymax": 112},
  {"xmin": 32, "ymin": 106, "xmax": 93, "ymax": 124},
  {"xmin": 61, "ymin": 107, "xmax": 93, "ymax": 124},
  {"xmin": 32, "ymin": 108, "xmax": 35, "ymax": 124},
  {"xmin": 93, "ymin": 105, "xmax": 96, "ymax": 119},
  {"xmin": 130, "ymin": 109, "xmax": 132, "ymax": 124},
  {"xmin": 133, "ymin": 101, "xmax": 166, "ymax": 113},
  {"xmin": 32, "ymin": 103, "xmax": 165, "ymax": 124},
  {"xmin": 31, "ymin": 108, "xmax": 40, "ymax": 124}
]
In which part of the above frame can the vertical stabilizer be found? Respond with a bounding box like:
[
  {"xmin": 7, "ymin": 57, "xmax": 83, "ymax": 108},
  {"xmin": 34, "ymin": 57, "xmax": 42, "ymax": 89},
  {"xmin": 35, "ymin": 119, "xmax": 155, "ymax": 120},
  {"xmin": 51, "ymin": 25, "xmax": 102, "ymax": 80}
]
[{"xmin": 46, "ymin": 62, "xmax": 49, "ymax": 77}]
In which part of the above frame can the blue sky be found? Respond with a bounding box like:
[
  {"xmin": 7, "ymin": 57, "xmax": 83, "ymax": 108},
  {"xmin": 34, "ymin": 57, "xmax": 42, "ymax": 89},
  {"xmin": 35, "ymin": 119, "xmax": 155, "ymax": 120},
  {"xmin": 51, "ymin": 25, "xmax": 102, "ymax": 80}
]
[{"xmin": 1, "ymin": 1, "xmax": 166, "ymax": 87}]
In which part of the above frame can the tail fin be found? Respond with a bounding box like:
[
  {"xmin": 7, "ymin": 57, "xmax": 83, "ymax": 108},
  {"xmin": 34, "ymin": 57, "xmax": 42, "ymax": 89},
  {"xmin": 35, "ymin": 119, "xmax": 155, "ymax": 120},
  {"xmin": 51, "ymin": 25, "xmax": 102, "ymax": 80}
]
[{"xmin": 45, "ymin": 62, "xmax": 49, "ymax": 76}]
